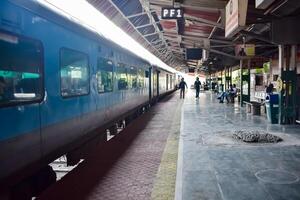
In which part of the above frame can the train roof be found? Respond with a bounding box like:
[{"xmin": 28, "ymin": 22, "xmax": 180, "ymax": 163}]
[{"xmin": 8, "ymin": 0, "xmax": 159, "ymax": 68}]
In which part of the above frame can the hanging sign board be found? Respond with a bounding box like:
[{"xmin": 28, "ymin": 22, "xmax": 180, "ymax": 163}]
[
  {"xmin": 161, "ymin": 8, "xmax": 184, "ymax": 19},
  {"xmin": 225, "ymin": 0, "xmax": 248, "ymax": 38},
  {"xmin": 185, "ymin": 48, "xmax": 202, "ymax": 60},
  {"xmin": 235, "ymin": 44, "xmax": 255, "ymax": 56}
]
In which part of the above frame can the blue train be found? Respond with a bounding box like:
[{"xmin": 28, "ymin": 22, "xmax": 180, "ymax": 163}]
[{"xmin": 0, "ymin": 0, "xmax": 177, "ymax": 193}]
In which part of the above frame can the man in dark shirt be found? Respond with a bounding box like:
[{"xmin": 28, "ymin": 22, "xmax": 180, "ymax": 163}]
[
  {"xmin": 266, "ymin": 83, "xmax": 274, "ymax": 94},
  {"xmin": 194, "ymin": 77, "xmax": 201, "ymax": 98},
  {"xmin": 179, "ymin": 78, "xmax": 188, "ymax": 99}
]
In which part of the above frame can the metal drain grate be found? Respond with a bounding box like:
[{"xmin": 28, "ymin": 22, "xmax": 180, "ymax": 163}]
[{"xmin": 233, "ymin": 130, "xmax": 283, "ymax": 143}]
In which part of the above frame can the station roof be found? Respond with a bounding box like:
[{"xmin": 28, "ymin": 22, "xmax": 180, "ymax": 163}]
[{"xmin": 88, "ymin": 0, "xmax": 300, "ymax": 73}]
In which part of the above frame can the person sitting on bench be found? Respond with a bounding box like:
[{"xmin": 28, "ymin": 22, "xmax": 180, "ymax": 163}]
[
  {"xmin": 227, "ymin": 84, "xmax": 237, "ymax": 103},
  {"xmin": 218, "ymin": 84, "xmax": 237, "ymax": 103}
]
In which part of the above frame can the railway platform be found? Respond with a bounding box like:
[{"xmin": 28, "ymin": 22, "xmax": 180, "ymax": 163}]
[{"xmin": 38, "ymin": 90, "xmax": 300, "ymax": 200}]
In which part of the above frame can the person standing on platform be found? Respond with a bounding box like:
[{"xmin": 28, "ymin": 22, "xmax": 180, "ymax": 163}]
[
  {"xmin": 194, "ymin": 77, "xmax": 201, "ymax": 98},
  {"xmin": 179, "ymin": 78, "xmax": 188, "ymax": 99}
]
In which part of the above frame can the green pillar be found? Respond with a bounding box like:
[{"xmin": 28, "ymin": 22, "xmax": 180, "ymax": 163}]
[
  {"xmin": 240, "ymin": 60, "xmax": 243, "ymax": 107},
  {"xmin": 278, "ymin": 45, "xmax": 284, "ymax": 124}
]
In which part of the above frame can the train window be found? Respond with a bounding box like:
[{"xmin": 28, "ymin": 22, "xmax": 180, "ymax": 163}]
[
  {"xmin": 97, "ymin": 57, "xmax": 113, "ymax": 93},
  {"xmin": 117, "ymin": 63, "xmax": 128, "ymax": 90},
  {"xmin": 60, "ymin": 48, "xmax": 89, "ymax": 97},
  {"xmin": 137, "ymin": 69, "xmax": 144, "ymax": 88},
  {"xmin": 0, "ymin": 32, "xmax": 43, "ymax": 107},
  {"xmin": 128, "ymin": 66, "xmax": 137, "ymax": 89}
]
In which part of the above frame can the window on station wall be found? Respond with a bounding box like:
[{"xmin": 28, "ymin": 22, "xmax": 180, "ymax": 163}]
[
  {"xmin": 129, "ymin": 66, "xmax": 137, "ymax": 89},
  {"xmin": 137, "ymin": 68, "xmax": 145, "ymax": 88},
  {"xmin": 97, "ymin": 57, "xmax": 113, "ymax": 93},
  {"xmin": 117, "ymin": 63, "xmax": 128, "ymax": 90},
  {"xmin": 170, "ymin": 75, "xmax": 173, "ymax": 89},
  {"xmin": 0, "ymin": 31, "xmax": 43, "ymax": 107},
  {"xmin": 60, "ymin": 48, "xmax": 89, "ymax": 97}
]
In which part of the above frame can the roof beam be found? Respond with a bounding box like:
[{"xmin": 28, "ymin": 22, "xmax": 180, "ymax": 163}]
[
  {"xmin": 143, "ymin": 30, "xmax": 163, "ymax": 37},
  {"xmin": 239, "ymin": 30, "xmax": 275, "ymax": 44},
  {"xmin": 126, "ymin": 12, "xmax": 148, "ymax": 19},
  {"xmin": 150, "ymin": 0, "xmax": 226, "ymax": 11},
  {"xmin": 182, "ymin": 35, "xmax": 233, "ymax": 45},
  {"xmin": 208, "ymin": 16, "xmax": 222, "ymax": 39},
  {"xmin": 137, "ymin": 0, "xmax": 176, "ymax": 63},
  {"xmin": 136, "ymin": 21, "xmax": 160, "ymax": 29},
  {"xmin": 164, "ymin": 31, "xmax": 232, "ymax": 44},
  {"xmin": 105, "ymin": 0, "xmax": 174, "ymax": 64},
  {"xmin": 185, "ymin": 14, "xmax": 224, "ymax": 29}
]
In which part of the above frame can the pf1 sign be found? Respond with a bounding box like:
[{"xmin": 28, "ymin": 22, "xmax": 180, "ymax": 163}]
[{"xmin": 161, "ymin": 8, "xmax": 184, "ymax": 19}]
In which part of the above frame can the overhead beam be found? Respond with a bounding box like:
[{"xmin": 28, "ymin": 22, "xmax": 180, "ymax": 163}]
[
  {"xmin": 126, "ymin": 12, "xmax": 148, "ymax": 19},
  {"xmin": 239, "ymin": 30, "xmax": 275, "ymax": 44},
  {"xmin": 164, "ymin": 32, "xmax": 233, "ymax": 44},
  {"xmin": 137, "ymin": 0, "xmax": 176, "ymax": 62},
  {"xmin": 185, "ymin": 14, "xmax": 224, "ymax": 29},
  {"xmin": 136, "ymin": 21, "xmax": 160, "ymax": 29},
  {"xmin": 150, "ymin": 0, "xmax": 226, "ymax": 11},
  {"xmin": 182, "ymin": 35, "xmax": 233, "ymax": 45},
  {"xmin": 143, "ymin": 31, "xmax": 163, "ymax": 37},
  {"xmin": 208, "ymin": 16, "xmax": 222, "ymax": 39},
  {"xmin": 103, "ymin": 0, "xmax": 172, "ymax": 62}
]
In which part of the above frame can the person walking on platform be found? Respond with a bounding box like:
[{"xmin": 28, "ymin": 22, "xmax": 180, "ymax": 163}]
[
  {"xmin": 179, "ymin": 78, "xmax": 188, "ymax": 99},
  {"xmin": 194, "ymin": 77, "xmax": 201, "ymax": 98}
]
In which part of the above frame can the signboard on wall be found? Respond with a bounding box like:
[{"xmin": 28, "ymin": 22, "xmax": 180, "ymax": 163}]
[
  {"xmin": 161, "ymin": 8, "xmax": 184, "ymax": 19},
  {"xmin": 225, "ymin": 0, "xmax": 248, "ymax": 38}
]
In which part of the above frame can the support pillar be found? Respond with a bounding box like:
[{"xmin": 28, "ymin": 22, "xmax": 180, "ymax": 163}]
[
  {"xmin": 278, "ymin": 45, "xmax": 284, "ymax": 124},
  {"xmin": 230, "ymin": 67, "xmax": 233, "ymax": 86},
  {"xmin": 221, "ymin": 70, "xmax": 223, "ymax": 92},
  {"xmin": 240, "ymin": 59, "xmax": 243, "ymax": 107},
  {"xmin": 224, "ymin": 67, "xmax": 227, "ymax": 90},
  {"xmin": 247, "ymin": 59, "xmax": 251, "ymax": 101}
]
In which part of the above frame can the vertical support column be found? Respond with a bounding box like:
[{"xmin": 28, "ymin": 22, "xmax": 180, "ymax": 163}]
[
  {"xmin": 240, "ymin": 59, "xmax": 243, "ymax": 107},
  {"xmin": 247, "ymin": 59, "xmax": 251, "ymax": 101},
  {"xmin": 221, "ymin": 70, "xmax": 223, "ymax": 92},
  {"xmin": 230, "ymin": 67, "xmax": 233, "ymax": 86},
  {"xmin": 224, "ymin": 66, "xmax": 227, "ymax": 90},
  {"xmin": 210, "ymin": 73, "xmax": 212, "ymax": 90},
  {"xmin": 290, "ymin": 45, "xmax": 297, "ymax": 123},
  {"xmin": 278, "ymin": 45, "xmax": 284, "ymax": 124}
]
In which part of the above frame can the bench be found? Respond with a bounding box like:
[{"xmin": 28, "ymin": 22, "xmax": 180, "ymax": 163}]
[
  {"xmin": 243, "ymin": 101, "xmax": 263, "ymax": 115},
  {"xmin": 243, "ymin": 101, "xmax": 252, "ymax": 113},
  {"xmin": 229, "ymin": 94, "xmax": 237, "ymax": 103}
]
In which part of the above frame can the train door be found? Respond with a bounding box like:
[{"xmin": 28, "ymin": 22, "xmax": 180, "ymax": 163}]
[
  {"xmin": 166, "ymin": 74, "xmax": 169, "ymax": 90},
  {"xmin": 0, "ymin": 31, "xmax": 43, "ymax": 178},
  {"xmin": 149, "ymin": 67, "xmax": 152, "ymax": 101},
  {"xmin": 152, "ymin": 68, "xmax": 158, "ymax": 98},
  {"xmin": 170, "ymin": 75, "xmax": 173, "ymax": 89},
  {"xmin": 156, "ymin": 71, "xmax": 160, "ymax": 96}
]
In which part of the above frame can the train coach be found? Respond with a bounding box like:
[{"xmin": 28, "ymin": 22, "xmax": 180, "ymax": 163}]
[{"xmin": 0, "ymin": 0, "xmax": 177, "ymax": 196}]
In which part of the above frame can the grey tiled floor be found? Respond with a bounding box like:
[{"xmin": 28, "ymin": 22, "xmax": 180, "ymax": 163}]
[{"xmin": 177, "ymin": 91, "xmax": 300, "ymax": 200}]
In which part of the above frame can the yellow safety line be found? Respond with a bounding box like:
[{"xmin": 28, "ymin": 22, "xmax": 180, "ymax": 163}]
[{"xmin": 151, "ymin": 100, "xmax": 182, "ymax": 200}]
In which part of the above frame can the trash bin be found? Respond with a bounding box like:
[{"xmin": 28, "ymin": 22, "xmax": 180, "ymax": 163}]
[
  {"xmin": 265, "ymin": 94, "xmax": 279, "ymax": 124},
  {"xmin": 251, "ymin": 102, "xmax": 261, "ymax": 115}
]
